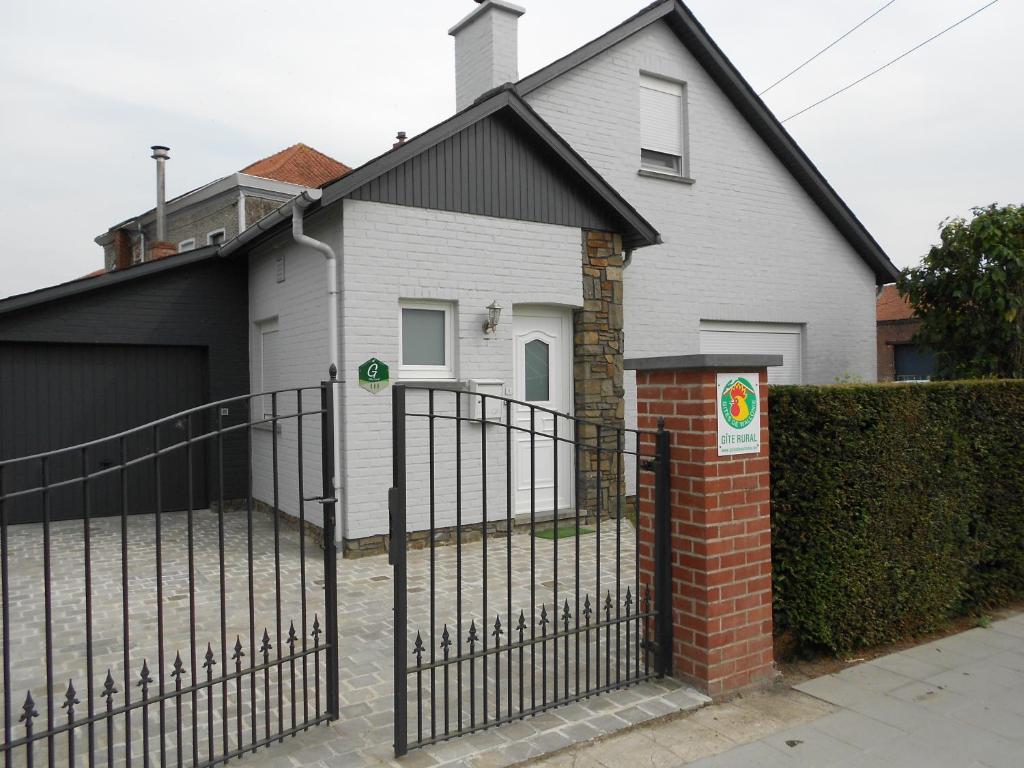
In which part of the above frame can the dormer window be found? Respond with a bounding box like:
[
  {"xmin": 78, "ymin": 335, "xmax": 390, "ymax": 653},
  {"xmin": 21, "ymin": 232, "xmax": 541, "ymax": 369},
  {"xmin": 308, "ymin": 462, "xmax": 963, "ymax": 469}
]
[{"xmin": 639, "ymin": 73, "xmax": 690, "ymax": 181}]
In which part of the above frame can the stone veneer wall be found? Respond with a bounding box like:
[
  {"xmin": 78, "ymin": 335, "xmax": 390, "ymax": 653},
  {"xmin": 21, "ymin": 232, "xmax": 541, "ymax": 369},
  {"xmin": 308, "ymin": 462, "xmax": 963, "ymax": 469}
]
[{"xmin": 575, "ymin": 230, "xmax": 625, "ymax": 518}]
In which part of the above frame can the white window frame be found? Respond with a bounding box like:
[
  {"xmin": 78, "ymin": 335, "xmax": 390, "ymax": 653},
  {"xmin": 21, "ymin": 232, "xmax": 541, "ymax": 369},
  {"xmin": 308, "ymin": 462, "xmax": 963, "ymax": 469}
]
[
  {"xmin": 207, "ymin": 228, "xmax": 227, "ymax": 246},
  {"xmin": 178, "ymin": 238, "xmax": 196, "ymax": 253},
  {"xmin": 699, "ymin": 320, "xmax": 805, "ymax": 385},
  {"xmin": 639, "ymin": 72, "xmax": 689, "ymax": 179},
  {"xmin": 253, "ymin": 317, "xmax": 279, "ymax": 420},
  {"xmin": 398, "ymin": 300, "xmax": 456, "ymax": 381}
]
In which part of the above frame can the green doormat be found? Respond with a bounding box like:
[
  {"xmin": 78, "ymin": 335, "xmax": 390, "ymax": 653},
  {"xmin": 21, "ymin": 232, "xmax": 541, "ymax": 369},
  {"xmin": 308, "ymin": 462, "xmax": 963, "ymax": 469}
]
[{"xmin": 535, "ymin": 526, "xmax": 594, "ymax": 540}]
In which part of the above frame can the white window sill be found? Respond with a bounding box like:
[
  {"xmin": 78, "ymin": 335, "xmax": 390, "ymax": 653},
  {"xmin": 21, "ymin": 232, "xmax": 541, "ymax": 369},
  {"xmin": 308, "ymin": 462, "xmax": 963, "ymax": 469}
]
[{"xmin": 638, "ymin": 169, "xmax": 695, "ymax": 185}]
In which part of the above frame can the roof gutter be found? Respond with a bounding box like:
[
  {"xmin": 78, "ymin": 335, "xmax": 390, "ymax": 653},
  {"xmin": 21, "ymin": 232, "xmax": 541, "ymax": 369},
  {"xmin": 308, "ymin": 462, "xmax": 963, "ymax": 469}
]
[{"xmin": 218, "ymin": 189, "xmax": 322, "ymax": 259}]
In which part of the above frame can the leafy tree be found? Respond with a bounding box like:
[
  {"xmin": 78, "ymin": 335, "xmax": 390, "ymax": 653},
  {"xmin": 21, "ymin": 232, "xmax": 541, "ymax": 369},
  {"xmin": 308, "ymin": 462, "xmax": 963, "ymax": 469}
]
[{"xmin": 898, "ymin": 204, "xmax": 1024, "ymax": 380}]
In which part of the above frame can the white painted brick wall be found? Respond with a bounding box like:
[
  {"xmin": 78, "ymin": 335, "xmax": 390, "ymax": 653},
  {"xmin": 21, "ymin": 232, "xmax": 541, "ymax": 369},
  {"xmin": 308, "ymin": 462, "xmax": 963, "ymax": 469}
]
[
  {"xmin": 524, "ymin": 21, "xmax": 878, "ymax": 394},
  {"xmin": 341, "ymin": 200, "xmax": 581, "ymax": 540},
  {"xmin": 247, "ymin": 205, "xmax": 342, "ymax": 530},
  {"xmin": 453, "ymin": 3, "xmax": 522, "ymax": 111}
]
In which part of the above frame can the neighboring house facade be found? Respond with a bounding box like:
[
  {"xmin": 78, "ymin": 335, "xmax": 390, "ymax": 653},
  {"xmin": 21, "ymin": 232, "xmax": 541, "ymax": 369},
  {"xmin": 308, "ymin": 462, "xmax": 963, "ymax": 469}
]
[
  {"xmin": 94, "ymin": 144, "xmax": 350, "ymax": 271},
  {"xmin": 876, "ymin": 284, "xmax": 936, "ymax": 381}
]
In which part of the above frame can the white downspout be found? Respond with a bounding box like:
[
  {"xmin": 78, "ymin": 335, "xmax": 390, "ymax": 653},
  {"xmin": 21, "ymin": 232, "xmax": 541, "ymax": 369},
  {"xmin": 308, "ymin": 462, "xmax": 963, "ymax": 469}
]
[
  {"xmin": 291, "ymin": 190, "xmax": 345, "ymax": 548},
  {"xmin": 237, "ymin": 190, "xmax": 247, "ymax": 235}
]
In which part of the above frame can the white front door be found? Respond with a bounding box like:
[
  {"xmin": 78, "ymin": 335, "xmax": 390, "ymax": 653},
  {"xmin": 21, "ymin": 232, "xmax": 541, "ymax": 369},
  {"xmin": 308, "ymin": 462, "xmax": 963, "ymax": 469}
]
[{"xmin": 513, "ymin": 309, "xmax": 573, "ymax": 517}]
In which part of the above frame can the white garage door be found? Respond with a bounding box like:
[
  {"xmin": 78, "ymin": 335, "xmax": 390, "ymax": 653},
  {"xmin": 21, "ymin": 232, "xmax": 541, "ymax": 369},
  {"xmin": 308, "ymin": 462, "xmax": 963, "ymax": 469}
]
[{"xmin": 699, "ymin": 321, "xmax": 803, "ymax": 384}]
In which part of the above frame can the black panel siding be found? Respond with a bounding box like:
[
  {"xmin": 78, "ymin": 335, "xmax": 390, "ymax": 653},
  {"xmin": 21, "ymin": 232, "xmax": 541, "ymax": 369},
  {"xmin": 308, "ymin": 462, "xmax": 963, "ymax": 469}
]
[
  {"xmin": 348, "ymin": 112, "xmax": 619, "ymax": 232},
  {"xmin": 0, "ymin": 257, "xmax": 249, "ymax": 516},
  {"xmin": 0, "ymin": 343, "xmax": 208, "ymax": 523}
]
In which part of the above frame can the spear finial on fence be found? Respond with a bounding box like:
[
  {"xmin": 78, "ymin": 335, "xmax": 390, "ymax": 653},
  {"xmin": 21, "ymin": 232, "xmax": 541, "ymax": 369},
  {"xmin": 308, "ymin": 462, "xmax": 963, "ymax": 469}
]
[{"xmin": 171, "ymin": 652, "xmax": 187, "ymax": 681}]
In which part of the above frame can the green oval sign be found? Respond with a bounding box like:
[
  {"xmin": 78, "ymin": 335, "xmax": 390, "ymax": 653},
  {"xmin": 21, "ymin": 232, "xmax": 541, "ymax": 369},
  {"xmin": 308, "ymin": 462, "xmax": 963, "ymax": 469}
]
[{"xmin": 720, "ymin": 377, "xmax": 757, "ymax": 430}]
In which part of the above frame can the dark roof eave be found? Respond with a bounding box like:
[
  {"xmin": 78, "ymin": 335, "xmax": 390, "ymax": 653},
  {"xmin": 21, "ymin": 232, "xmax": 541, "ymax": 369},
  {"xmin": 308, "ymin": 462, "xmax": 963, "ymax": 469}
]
[
  {"xmin": 0, "ymin": 246, "xmax": 221, "ymax": 318},
  {"xmin": 516, "ymin": 0, "xmax": 899, "ymax": 284}
]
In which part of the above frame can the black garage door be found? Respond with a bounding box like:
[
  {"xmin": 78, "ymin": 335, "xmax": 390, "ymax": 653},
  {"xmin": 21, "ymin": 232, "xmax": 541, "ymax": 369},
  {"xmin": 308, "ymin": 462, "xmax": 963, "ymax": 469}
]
[{"xmin": 0, "ymin": 342, "xmax": 209, "ymax": 524}]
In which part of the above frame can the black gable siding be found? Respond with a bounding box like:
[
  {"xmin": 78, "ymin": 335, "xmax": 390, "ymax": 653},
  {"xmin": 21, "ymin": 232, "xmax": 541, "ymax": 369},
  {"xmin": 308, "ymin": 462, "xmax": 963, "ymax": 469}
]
[
  {"xmin": 348, "ymin": 112, "xmax": 619, "ymax": 232},
  {"xmin": 0, "ymin": 257, "xmax": 249, "ymax": 520}
]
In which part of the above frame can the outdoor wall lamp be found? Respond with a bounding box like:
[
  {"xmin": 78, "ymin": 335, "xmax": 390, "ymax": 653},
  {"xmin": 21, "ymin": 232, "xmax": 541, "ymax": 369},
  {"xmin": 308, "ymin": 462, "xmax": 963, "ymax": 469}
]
[{"xmin": 483, "ymin": 300, "xmax": 503, "ymax": 335}]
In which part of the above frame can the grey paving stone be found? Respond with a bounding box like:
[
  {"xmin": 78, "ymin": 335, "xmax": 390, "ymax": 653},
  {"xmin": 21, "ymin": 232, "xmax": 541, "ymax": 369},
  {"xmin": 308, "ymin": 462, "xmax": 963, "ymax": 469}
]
[
  {"xmin": 925, "ymin": 661, "xmax": 1024, "ymax": 695},
  {"xmin": 983, "ymin": 685, "xmax": 1024, "ymax": 717},
  {"xmin": 887, "ymin": 680, "xmax": 974, "ymax": 715},
  {"xmin": 794, "ymin": 675, "xmax": 880, "ymax": 708},
  {"xmin": 987, "ymin": 649, "xmax": 1024, "ymax": 673},
  {"xmin": 963, "ymin": 626, "xmax": 1024, "ymax": 652},
  {"xmin": 866, "ymin": 653, "xmax": 946, "ymax": 682},
  {"xmin": 912, "ymin": 717, "xmax": 1023, "ymax": 768},
  {"xmin": 830, "ymin": 749, "xmax": 899, "ymax": 768},
  {"xmin": 614, "ymin": 705, "xmax": 656, "ymax": 725},
  {"xmin": 843, "ymin": 693, "xmax": 937, "ymax": 734},
  {"xmin": 558, "ymin": 720, "xmax": 603, "ymax": 743},
  {"xmin": 760, "ymin": 723, "xmax": 862, "ymax": 767},
  {"xmin": 897, "ymin": 643, "xmax": 977, "ymax": 671},
  {"xmin": 808, "ymin": 709, "xmax": 904, "ymax": 752},
  {"xmin": 832, "ymin": 662, "xmax": 916, "ymax": 693},
  {"xmin": 585, "ymin": 731, "xmax": 680, "ymax": 768},
  {"xmin": 688, "ymin": 740, "xmax": 796, "ymax": 768},
  {"xmin": 951, "ymin": 698, "xmax": 1024, "ymax": 744},
  {"xmin": 647, "ymin": 720, "xmax": 737, "ymax": 762},
  {"xmin": 587, "ymin": 713, "xmax": 631, "ymax": 735},
  {"xmin": 636, "ymin": 696, "xmax": 685, "ymax": 718}
]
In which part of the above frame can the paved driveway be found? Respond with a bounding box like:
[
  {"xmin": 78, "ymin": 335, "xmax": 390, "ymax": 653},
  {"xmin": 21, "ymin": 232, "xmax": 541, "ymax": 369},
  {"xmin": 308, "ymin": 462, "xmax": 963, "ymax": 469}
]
[{"xmin": 1, "ymin": 510, "xmax": 706, "ymax": 767}]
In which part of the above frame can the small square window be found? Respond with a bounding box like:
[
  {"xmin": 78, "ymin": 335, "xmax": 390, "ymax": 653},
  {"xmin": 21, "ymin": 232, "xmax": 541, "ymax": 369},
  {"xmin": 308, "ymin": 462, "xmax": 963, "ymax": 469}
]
[
  {"xmin": 207, "ymin": 229, "xmax": 227, "ymax": 246},
  {"xmin": 399, "ymin": 301, "xmax": 455, "ymax": 380},
  {"xmin": 178, "ymin": 238, "xmax": 196, "ymax": 253}
]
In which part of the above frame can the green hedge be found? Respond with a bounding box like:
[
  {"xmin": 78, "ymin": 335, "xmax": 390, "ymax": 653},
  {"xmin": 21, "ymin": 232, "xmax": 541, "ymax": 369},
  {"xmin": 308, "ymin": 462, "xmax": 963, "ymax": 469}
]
[{"xmin": 769, "ymin": 380, "xmax": 1024, "ymax": 654}]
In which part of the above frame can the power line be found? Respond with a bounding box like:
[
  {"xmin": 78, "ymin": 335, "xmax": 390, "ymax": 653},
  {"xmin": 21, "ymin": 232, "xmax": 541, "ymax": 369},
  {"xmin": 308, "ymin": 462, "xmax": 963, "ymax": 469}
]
[
  {"xmin": 760, "ymin": 0, "xmax": 899, "ymax": 96},
  {"xmin": 781, "ymin": 0, "xmax": 1001, "ymax": 123}
]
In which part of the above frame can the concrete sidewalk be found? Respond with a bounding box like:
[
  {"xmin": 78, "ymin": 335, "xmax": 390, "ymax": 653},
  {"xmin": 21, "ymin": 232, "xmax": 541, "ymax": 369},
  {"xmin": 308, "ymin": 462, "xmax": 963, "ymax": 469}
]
[{"xmin": 527, "ymin": 612, "xmax": 1024, "ymax": 768}]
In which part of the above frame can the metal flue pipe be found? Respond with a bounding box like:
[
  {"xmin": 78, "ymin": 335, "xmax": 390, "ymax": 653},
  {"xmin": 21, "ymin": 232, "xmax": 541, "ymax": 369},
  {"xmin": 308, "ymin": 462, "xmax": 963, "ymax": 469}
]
[{"xmin": 151, "ymin": 145, "xmax": 170, "ymax": 242}]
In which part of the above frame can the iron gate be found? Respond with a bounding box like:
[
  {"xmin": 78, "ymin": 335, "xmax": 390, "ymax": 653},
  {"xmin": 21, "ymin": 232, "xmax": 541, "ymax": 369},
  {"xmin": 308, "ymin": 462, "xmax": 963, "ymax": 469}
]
[
  {"xmin": 0, "ymin": 377, "xmax": 340, "ymax": 766},
  {"xmin": 389, "ymin": 385, "xmax": 669, "ymax": 755}
]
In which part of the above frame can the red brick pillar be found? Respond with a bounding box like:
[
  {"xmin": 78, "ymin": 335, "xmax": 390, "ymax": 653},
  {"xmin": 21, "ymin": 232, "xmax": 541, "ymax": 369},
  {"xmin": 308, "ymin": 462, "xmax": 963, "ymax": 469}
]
[{"xmin": 629, "ymin": 355, "xmax": 778, "ymax": 697}]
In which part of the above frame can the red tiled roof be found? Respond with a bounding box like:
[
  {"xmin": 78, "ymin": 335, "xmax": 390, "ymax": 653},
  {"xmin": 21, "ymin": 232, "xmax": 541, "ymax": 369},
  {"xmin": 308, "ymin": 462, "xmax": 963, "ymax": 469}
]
[
  {"xmin": 240, "ymin": 143, "xmax": 352, "ymax": 188},
  {"xmin": 877, "ymin": 284, "xmax": 916, "ymax": 322}
]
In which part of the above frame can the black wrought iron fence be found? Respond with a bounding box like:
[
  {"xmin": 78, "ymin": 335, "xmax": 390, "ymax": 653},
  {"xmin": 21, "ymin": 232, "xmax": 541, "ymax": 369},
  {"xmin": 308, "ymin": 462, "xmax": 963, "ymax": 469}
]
[
  {"xmin": 389, "ymin": 385, "xmax": 667, "ymax": 755},
  {"xmin": 0, "ymin": 378, "xmax": 340, "ymax": 767}
]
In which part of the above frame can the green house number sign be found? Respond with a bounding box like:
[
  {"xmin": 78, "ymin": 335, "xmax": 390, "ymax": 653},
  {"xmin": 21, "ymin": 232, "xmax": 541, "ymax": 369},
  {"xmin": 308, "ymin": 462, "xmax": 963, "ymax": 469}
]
[{"xmin": 358, "ymin": 358, "xmax": 390, "ymax": 395}]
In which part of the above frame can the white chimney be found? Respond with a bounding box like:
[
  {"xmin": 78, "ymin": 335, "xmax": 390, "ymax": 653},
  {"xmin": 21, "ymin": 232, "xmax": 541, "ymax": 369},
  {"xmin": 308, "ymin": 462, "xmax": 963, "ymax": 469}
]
[{"xmin": 449, "ymin": 0, "xmax": 526, "ymax": 111}]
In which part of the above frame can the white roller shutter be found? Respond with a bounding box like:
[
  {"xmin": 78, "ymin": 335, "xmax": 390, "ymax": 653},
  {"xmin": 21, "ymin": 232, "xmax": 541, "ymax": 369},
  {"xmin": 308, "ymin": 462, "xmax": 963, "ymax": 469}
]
[
  {"xmin": 640, "ymin": 75, "xmax": 682, "ymax": 155},
  {"xmin": 699, "ymin": 321, "xmax": 803, "ymax": 384}
]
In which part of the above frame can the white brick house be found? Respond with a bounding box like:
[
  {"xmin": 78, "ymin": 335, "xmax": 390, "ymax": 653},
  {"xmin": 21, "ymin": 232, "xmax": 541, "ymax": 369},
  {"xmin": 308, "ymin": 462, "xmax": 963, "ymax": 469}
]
[
  {"xmin": 228, "ymin": 87, "xmax": 659, "ymax": 552},
  {"xmin": 228, "ymin": 0, "xmax": 898, "ymax": 551}
]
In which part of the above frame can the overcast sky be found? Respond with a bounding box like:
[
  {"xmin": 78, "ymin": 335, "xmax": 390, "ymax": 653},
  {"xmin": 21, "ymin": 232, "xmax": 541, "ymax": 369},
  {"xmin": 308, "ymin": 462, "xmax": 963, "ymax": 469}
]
[{"xmin": 1, "ymin": 0, "xmax": 1020, "ymax": 299}]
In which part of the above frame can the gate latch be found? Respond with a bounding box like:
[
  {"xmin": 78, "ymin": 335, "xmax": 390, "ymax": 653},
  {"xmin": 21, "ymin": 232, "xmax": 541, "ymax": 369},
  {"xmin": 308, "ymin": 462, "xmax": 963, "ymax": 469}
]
[{"xmin": 302, "ymin": 495, "xmax": 337, "ymax": 505}]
